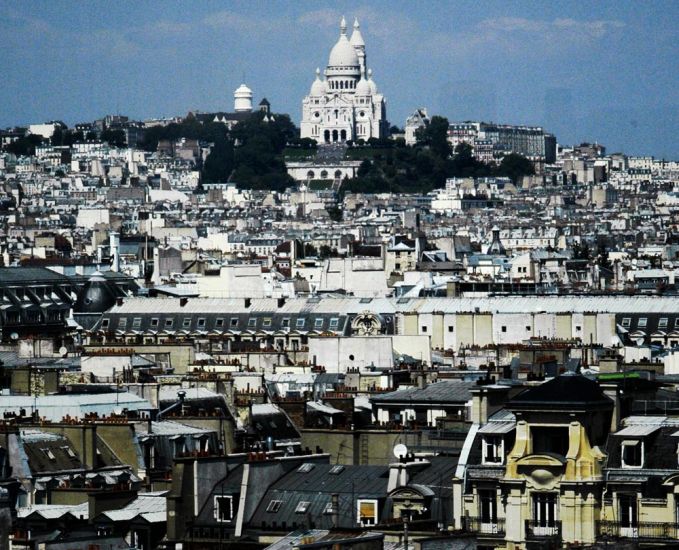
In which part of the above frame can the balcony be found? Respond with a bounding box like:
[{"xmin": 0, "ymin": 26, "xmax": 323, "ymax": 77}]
[
  {"xmin": 525, "ymin": 520, "xmax": 561, "ymax": 539},
  {"xmin": 465, "ymin": 516, "xmax": 506, "ymax": 536},
  {"xmin": 597, "ymin": 520, "xmax": 679, "ymax": 541}
]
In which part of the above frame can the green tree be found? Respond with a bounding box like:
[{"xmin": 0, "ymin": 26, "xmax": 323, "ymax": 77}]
[
  {"xmin": 496, "ymin": 153, "xmax": 535, "ymax": 184},
  {"xmin": 202, "ymin": 139, "xmax": 235, "ymax": 182},
  {"xmin": 418, "ymin": 115, "xmax": 451, "ymax": 159}
]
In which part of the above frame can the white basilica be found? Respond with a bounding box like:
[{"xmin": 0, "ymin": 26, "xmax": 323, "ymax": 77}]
[{"xmin": 300, "ymin": 17, "xmax": 388, "ymax": 144}]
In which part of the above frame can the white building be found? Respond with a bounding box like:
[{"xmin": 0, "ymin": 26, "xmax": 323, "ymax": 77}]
[{"xmin": 300, "ymin": 17, "xmax": 388, "ymax": 143}]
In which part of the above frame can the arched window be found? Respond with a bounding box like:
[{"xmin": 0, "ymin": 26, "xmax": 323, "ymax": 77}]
[
  {"xmin": 324, "ymin": 130, "xmax": 330, "ymax": 143},
  {"xmin": 307, "ymin": 170, "xmax": 315, "ymax": 179},
  {"xmin": 340, "ymin": 129, "xmax": 347, "ymax": 141},
  {"xmin": 320, "ymin": 170, "xmax": 328, "ymax": 179},
  {"xmin": 334, "ymin": 169, "xmax": 342, "ymax": 178}
]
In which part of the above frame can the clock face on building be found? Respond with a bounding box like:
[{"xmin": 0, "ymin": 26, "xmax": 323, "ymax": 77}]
[
  {"xmin": 314, "ymin": 112, "xmax": 320, "ymax": 118},
  {"xmin": 359, "ymin": 111, "xmax": 365, "ymax": 117}
]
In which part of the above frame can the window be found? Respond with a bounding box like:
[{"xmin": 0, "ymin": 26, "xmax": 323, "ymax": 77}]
[
  {"xmin": 314, "ymin": 318, "xmax": 323, "ymax": 329},
  {"xmin": 659, "ymin": 318, "xmax": 669, "ymax": 328},
  {"xmin": 532, "ymin": 493, "xmax": 557, "ymax": 531},
  {"xmin": 675, "ymin": 318, "xmax": 679, "ymax": 328},
  {"xmin": 297, "ymin": 463, "xmax": 315, "ymax": 473},
  {"xmin": 575, "ymin": 325, "xmax": 581, "ymax": 332},
  {"xmin": 132, "ymin": 317, "xmax": 141, "ymax": 329},
  {"xmin": 324, "ymin": 502, "xmax": 335, "ymax": 515},
  {"xmin": 42, "ymin": 448, "xmax": 56, "ymax": 461},
  {"xmin": 638, "ymin": 318, "xmax": 647, "ymax": 328},
  {"xmin": 248, "ymin": 318, "xmax": 257, "ymax": 328},
  {"xmin": 165, "ymin": 318, "xmax": 174, "ymax": 328},
  {"xmin": 532, "ymin": 427, "xmax": 569, "ymax": 456},
  {"xmin": 525, "ymin": 326, "xmax": 531, "ymax": 331},
  {"xmin": 263, "ymin": 318, "xmax": 272, "ymax": 328},
  {"xmin": 479, "ymin": 490, "xmax": 497, "ymax": 524},
  {"xmin": 214, "ymin": 495, "xmax": 234, "ymax": 522},
  {"xmin": 118, "ymin": 318, "xmax": 127, "ymax": 329},
  {"xmin": 295, "ymin": 501, "xmax": 310, "ymax": 514},
  {"xmin": 182, "ymin": 318, "xmax": 191, "ymax": 328},
  {"xmin": 296, "ymin": 318, "xmax": 305, "ymax": 328},
  {"xmin": 619, "ymin": 494, "xmax": 638, "ymax": 533},
  {"xmin": 197, "ymin": 318, "xmax": 206, "ymax": 329},
  {"xmin": 482, "ymin": 435, "xmax": 503, "ymax": 465},
  {"xmin": 150, "ymin": 318, "xmax": 159, "ymax": 328},
  {"xmin": 622, "ymin": 440, "xmax": 643, "ymax": 468},
  {"xmin": 230, "ymin": 317, "xmax": 239, "ymax": 327},
  {"xmin": 329, "ymin": 464, "xmax": 345, "ymax": 474},
  {"xmin": 101, "ymin": 318, "xmax": 110, "ymax": 329},
  {"xmin": 282, "ymin": 318, "xmax": 290, "ymax": 328},
  {"xmin": 266, "ymin": 500, "xmax": 282, "ymax": 513},
  {"xmin": 63, "ymin": 446, "xmax": 77, "ymax": 458},
  {"xmin": 501, "ymin": 326, "xmax": 507, "ymax": 333},
  {"xmin": 448, "ymin": 326, "xmax": 454, "ymax": 333},
  {"xmin": 357, "ymin": 499, "xmax": 378, "ymax": 526},
  {"xmin": 421, "ymin": 326, "xmax": 428, "ymax": 333},
  {"xmin": 216, "ymin": 318, "xmax": 224, "ymax": 328},
  {"xmin": 621, "ymin": 318, "xmax": 631, "ymax": 328},
  {"xmin": 329, "ymin": 318, "xmax": 339, "ymax": 329}
]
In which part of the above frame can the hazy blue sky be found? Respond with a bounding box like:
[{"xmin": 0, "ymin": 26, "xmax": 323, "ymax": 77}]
[{"xmin": 2, "ymin": 1, "xmax": 678, "ymax": 157}]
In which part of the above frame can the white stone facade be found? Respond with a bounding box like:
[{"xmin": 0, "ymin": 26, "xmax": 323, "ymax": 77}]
[{"xmin": 300, "ymin": 17, "xmax": 388, "ymax": 144}]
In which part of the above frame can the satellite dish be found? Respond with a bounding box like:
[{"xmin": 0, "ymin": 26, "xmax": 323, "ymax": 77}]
[
  {"xmin": 393, "ymin": 443, "xmax": 408, "ymax": 459},
  {"xmin": 59, "ymin": 346, "xmax": 68, "ymax": 357}
]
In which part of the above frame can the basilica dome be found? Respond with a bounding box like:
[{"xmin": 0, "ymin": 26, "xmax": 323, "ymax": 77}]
[{"xmin": 328, "ymin": 17, "xmax": 359, "ymax": 68}]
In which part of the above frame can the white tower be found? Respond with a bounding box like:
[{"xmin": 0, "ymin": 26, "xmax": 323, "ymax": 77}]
[
  {"xmin": 350, "ymin": 18, "xmax": 366, "ymax": 77},
  {"xmin": 234, "ymin": 83, "xmax": 253, "ymax": 112}
]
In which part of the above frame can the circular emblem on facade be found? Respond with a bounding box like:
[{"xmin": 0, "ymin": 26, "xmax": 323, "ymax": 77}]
[{"xmin": 351, "ymin": 310, "xmax": 383, "ymax": 335}]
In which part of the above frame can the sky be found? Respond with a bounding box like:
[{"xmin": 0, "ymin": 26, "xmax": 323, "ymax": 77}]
[{"xmin": 2, "ymin": 1, "xmax": 678, "ymax": 158}]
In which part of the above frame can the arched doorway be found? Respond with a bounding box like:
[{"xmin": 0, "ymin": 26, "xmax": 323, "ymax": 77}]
[
  {"xmin": 307, "ymin": 170, "xmax": 315, "ymax": 179},
  {"xmin": 340, "ymin": 129, "xmax": 347, "ymax": 141},
  {"xmin": 320, "ymin": 170, "xmax": 328, "ymax": 179},
  {"xmin": 324, "ymin": 130, "xmax": 330, "ymax": 143},
  {"xmin": 332, "ymin": 129, "xmax": 338, "ymax": 142},
  {"xmin": 334, "ymin": 169, "xmax": 342, "ymax": 178}
]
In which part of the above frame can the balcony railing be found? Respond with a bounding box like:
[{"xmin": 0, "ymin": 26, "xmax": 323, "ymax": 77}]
[
  {"xmin": 597, "ymin": 520, "xmax": 679, "ymax": 541},
  {"xmin": 525, "ymin": 520, "xmax": 562, "ymax": 539},
  {"xmin": 465, "ymin": 516, "xmax": 506, "ymax": 536}
]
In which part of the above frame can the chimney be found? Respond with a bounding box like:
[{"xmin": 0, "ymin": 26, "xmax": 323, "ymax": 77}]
[
  {"xmin": 244, "ymin": 298, "xmax": 251, "ymax": 308},
  {"xmin": 277, "ymin": 297, "xmax": 286, "ymax": 308},
  {"xmin": 331, "ymin": 493, "xmax": 340, "ymax": 528},
  {"xmin": 180, "ymin": 298, "xmax": 188, "ymax": 307},
  {"xmin": 601, "ymin": 382, "xmax": 621, "ymax": 432},
  {"xmin": 109, "ymin": 231, "xmax": 120, "ymax": 272}
]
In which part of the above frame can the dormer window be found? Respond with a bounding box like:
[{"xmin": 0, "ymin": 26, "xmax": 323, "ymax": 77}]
[
  {"xmin": 622, "ymin": 441, "xmax": 643, "ymax": 468},
  {"xmin": 482, "ymin": 435, "xmax": 504, "ymax": 465}
]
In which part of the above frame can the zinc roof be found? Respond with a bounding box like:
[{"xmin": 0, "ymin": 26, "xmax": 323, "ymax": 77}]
[{"xmin": 103, "ymin": 295, "xmax": 679, "ymax": 316}]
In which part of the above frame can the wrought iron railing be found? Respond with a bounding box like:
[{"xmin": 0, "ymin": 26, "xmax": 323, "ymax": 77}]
[
  {"xmin": 597, "ymin": 520, "xmax": 679, "ymax": 540},
  {"xmin": 465, "ymin": 516, "xmax": 506, "ymax": 536},
  {"xmin": 525, "ymin": 519, "xmax": 562, "ymax": 539}
]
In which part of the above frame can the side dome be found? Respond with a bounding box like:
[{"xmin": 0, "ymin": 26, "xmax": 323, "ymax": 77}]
[
  {"xmin": 310, "ymin": 68, "xmax": 327, "ymax": 96},
  {"xmin": 74, "ymin": 271, "xmax": 117, "ymax": 313},
  {"xmin": 355, "ymin": 77, "xmax": 371, "ymax": 96}
]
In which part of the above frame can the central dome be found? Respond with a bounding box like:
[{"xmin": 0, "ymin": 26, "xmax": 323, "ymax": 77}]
[
  {"xmin": 328, "ymin": 36, "xmax": 359, "ymax": 67},
  {"xmin": 328, "ymin": 17, "xmax": 359, "ymax": 67}
]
